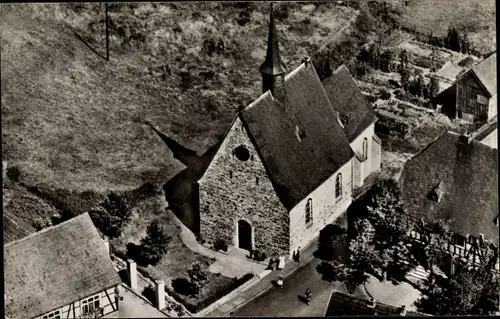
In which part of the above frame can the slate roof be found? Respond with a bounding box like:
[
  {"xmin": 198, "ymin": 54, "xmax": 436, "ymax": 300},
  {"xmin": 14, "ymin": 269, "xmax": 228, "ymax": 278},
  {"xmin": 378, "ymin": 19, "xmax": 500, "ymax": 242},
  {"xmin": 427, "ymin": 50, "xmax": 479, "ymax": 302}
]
[
  {"xmin": 324, "ymin": 290, "xmax": 425, "ymax": 316},
  {"xmin": 399, "ymin": 131, "xmax": 498, "ymax": 245},
  {"xmin": 472, "ymin": 114, "xmax": 497, "ymax": 142},
  {"xmin": 240, "ymin": 62, "xmax": 355, "ymax": 209},
  {"xmin": 4, "ymin": 213, "xmax": 121, "ymax": 319},
  {"xmin": 471, "ymin": 52, "xmax": 497, "ymax": 97},
  {"xmin": 322, "ymin": 65, "xmax": 378, "ymax": 142}
]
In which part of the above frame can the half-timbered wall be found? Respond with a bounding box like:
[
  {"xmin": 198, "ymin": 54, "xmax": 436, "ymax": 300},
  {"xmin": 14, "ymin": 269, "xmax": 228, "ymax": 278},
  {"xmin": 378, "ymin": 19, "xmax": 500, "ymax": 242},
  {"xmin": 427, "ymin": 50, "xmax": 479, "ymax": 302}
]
[{"xmin": 34, "ymin": 286, "xmax": 119, "ymax": 319}]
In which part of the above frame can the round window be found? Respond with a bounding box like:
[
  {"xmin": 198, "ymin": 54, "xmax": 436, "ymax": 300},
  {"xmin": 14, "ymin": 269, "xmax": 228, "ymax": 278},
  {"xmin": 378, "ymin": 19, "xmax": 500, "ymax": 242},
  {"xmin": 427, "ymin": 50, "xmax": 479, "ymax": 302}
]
[{"xmin": 234, "ymin": 146, "xmax": 250, "ymax": 161}]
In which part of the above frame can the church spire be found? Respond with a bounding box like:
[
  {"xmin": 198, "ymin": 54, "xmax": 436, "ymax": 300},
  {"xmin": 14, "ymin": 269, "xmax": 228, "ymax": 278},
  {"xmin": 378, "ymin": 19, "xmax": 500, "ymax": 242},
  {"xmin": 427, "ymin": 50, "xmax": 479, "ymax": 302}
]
[{"xmin": 260, "ymin": 4, "xmax": 287, "ymax": 98}]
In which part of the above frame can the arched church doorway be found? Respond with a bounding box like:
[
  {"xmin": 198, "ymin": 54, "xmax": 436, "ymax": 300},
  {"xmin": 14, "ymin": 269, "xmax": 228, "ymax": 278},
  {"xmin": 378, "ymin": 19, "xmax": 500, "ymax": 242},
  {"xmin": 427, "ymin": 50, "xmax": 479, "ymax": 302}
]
[{"xmin": 238, "ymin": 220, "xmax": 252, "ymax": 251}]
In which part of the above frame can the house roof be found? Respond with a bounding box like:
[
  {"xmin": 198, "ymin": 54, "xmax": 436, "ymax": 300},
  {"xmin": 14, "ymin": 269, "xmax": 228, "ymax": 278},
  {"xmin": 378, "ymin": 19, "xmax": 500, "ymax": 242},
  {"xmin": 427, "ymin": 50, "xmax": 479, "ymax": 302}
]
[
  {"xmin": 471, "ymin": 114, "xmax": 497, "ymax": 142},
  {"xmin": 240, "ymin": 61, "xmax": 354, "ymax": 209},
  {"xmin": 324, "ymin": 290, "xmax": 425, "ymax": 316},
  {"xmin": 4, "ymin": 213, "xmax": 121, "ymax": 319},
  {"xmin": 399, "ymin": 131, "xmax": 498, "ymax": 245},
  {"xmin": 322, "ymin": 65, "xmax": 378, "ymax": 142},
  {"xmin": 471, "ymin": 52, "xmax": 497, "ymax": 97}
]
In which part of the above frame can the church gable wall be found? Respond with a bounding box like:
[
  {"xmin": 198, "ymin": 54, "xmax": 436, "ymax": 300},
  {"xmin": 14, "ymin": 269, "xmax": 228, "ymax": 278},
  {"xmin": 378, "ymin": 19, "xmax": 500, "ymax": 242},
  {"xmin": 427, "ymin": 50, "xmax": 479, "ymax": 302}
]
[{"xmin": 199, "ymin": 116, "xmax": 289, "ymax": 257}]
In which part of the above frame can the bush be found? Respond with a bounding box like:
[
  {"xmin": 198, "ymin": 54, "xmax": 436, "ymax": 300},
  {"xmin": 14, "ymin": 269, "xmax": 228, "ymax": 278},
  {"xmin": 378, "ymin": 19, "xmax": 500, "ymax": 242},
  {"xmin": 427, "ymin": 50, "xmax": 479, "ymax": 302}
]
[
  {"xmin": 142, "ymin": 286, "xmax": 156, "ymax": 305},
  {"xmin": 252, "ymin": 250, "xmax": 267, "ymax": 262},
  {"xmin": 213, "ymin": 238, "xmax": 228, "ymax": 252},
  {"xmin": 32, "ymin": 216, "xmax": 52, "ymax": 231},
  {"xmin": 89, "ymin": 193, "xmax": 131, "ymax": 238},
  {"xmin": 6, "ymin": 165, "xmax": 20, "ymax": 182},
  {"xmin": 172, "ymin": 277, "xmax": 198, "ymax": 297},
  {"xmin": 458, "ymin": 56, "xmax": 475, "ymax": 68},
  {"xmin": 379, "ymin": 90, "xmax": 391, "ymax": 100}
]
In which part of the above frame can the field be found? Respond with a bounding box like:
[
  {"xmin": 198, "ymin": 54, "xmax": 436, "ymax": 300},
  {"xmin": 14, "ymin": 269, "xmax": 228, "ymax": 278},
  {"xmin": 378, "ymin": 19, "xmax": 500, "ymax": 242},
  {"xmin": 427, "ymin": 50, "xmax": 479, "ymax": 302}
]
[
  {"xmin": 1, "ymin": 3, "xmax": 355, "ymax": 195},
  {"xmin": 401, "ymin": 0, "xmax": 496, "ymax": 54}
]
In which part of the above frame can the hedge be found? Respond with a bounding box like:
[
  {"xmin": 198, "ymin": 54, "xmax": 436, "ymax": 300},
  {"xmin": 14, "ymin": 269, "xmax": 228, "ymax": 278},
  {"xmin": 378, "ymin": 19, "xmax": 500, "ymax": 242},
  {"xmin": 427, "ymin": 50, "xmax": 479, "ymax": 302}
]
[{"xmin": 166, "ymin": 273, "xmax": 254, "ymax": 313}]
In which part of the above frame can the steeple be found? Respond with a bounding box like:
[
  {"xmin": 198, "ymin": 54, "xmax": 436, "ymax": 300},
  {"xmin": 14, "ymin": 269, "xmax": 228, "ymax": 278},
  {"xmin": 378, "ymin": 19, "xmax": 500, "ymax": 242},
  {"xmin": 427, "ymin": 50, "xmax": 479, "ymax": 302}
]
[{"xmin": 260, "ymin": 4, "xmax": 286, "ymax": 100}]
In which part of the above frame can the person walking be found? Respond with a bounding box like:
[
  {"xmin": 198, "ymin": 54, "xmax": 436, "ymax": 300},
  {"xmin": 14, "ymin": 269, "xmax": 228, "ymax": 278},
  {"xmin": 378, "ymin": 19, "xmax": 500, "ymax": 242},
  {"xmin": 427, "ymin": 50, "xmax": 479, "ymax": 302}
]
[
  {"xmin": 305, "ymin": 288, "xmax": 312, "ymax": 306},
  {"xmin": 277, "ymin": 274, "xmax": 284, "ymax": 288},
  {"xmin": 277, "ymin": 255, "xmax": 285, "ymax": 271},
  {"xmin": 296, "ymin": 246, "xmax": 301, "ymax": 262}
]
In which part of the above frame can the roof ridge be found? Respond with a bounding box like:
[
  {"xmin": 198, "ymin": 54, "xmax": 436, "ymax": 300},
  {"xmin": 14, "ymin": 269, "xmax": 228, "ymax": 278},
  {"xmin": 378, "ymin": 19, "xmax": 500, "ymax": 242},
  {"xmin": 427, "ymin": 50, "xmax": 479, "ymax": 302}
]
[{"xmin": 4, "ymin": 212, "xmax": 91, "ymax": 248}]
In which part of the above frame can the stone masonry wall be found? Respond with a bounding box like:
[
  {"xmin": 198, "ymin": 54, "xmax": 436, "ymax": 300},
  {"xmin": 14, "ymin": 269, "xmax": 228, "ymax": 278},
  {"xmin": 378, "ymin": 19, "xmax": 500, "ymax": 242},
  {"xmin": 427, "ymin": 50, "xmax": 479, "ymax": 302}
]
[
  {"xmin": 199, "ymin": 116, "xmax": 289, "ymax": 257},
  {"xmin": 289, "ymin": 159, "xmax": 353, "ymax": 258}
]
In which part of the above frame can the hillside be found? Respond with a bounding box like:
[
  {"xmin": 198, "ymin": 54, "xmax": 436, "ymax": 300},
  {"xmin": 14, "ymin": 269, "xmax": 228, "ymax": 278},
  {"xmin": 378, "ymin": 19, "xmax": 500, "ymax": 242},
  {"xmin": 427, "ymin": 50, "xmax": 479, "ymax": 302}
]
[{"xmin": 1, "ymin": 3, "xmax": 356, "ymax": 194}]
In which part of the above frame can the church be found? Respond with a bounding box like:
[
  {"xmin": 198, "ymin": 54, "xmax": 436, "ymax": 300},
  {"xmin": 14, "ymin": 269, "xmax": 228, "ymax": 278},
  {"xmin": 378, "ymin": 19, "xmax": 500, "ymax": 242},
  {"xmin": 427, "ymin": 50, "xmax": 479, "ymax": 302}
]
[{"xmin": 198, "ymin": 8, "xmax": 381, "ymax": 259}]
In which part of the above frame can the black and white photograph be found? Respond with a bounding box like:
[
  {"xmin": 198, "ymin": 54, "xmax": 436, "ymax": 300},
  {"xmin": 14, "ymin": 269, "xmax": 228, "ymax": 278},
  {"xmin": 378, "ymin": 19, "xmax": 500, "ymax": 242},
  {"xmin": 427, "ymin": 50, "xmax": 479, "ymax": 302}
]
[{"xmin": 1, "ymin": 1, "xmax": 498, "ymax": 318}]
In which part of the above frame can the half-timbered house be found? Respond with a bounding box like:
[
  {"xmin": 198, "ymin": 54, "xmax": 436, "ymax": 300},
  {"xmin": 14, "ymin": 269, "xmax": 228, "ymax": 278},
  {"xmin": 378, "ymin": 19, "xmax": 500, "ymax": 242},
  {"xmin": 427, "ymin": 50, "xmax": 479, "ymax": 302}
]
[{"xmin": 4, "ymin": 213, "xmax": 121, "ymax": 319}]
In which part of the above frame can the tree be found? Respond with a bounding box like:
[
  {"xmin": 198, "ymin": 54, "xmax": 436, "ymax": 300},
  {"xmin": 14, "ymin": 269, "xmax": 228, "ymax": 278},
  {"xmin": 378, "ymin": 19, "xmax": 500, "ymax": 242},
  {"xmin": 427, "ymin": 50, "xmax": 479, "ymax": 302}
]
[
  {"xmin": 429, "ymin": 76, "xmax": 440, "ymax": 100},
  {"xmin": 380, "ymin": 49, "xmax": 394, "ymax": 73},
  {"xmin": 429, "ymin": 46, "xmax": 440, "ymax": 72},
  {"xmin": 368, "ymin": 43, "xmax": 381, "ymax": 70},
  {"xmin": 460, "ymin": 32, "xmax": 471, "ymax": 54},
  {"xmin": 399, "ymin": 49, "xmax": 409, "ymax": 71},
  {"xmin": 445, "ymin": 26, "xmax": 461, "ymax": 52},
  {"xmin": 312, "ymin": 51, "xmax": 333, "ymax": 81},
  {"xmin": 89, "ymin": 193, "xmax": 131, "ymax": 238},
  {"xmin": 187, "ymin": 262, "xmax": 208, "ymax": 296},
  {"xmin": 139, "ymin": 219, "xmax": 172, "ymax": 265}
]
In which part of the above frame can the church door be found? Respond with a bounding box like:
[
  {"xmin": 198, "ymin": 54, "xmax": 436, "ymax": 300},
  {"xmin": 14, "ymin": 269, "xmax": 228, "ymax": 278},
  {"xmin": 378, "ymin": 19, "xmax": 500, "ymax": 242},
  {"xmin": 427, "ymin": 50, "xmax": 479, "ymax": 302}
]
[{"xmin": 238, "ymin": 220, "xmax": 252, "ymax": 251}]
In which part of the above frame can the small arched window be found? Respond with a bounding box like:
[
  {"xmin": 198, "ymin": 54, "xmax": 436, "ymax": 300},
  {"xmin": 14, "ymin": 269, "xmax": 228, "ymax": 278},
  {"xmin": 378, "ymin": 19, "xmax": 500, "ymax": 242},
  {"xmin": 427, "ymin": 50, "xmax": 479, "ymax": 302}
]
[
  {"xmin": 363, "ymin": 138, "xmax": 368, "ymax": 159},
  {"xmin": 335, "ymin": 173, "xmax": 342, "ymax": 200},
  {"xmin": 305, "ymin": 198, "xmax": 313, "ymax": 226}
]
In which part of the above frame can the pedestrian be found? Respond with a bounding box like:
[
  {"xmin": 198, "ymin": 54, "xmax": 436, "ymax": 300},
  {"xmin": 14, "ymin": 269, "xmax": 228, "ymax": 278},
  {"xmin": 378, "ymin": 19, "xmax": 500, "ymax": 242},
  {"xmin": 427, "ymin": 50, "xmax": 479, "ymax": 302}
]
[
  {"xmin": 267, "ymin": 258, "xmax": 275, "ymax": 270},
  {"xmin": 277, "ymin": 255, "xmax": 285, "ymax": 271},
  {"xmin": 296, "ymin": 246, "xmax": 301, "ymax": 262},
  {"xmin": 305, "ymin": 288, "xmax": 312, "ymax": 305},
  {"xmin": 277, "ymin": 275, "xmax": 284, "ymax": 288},
  {"xmin": 292, "ymin": 250, "xmax": 297, "ymax": 261}
]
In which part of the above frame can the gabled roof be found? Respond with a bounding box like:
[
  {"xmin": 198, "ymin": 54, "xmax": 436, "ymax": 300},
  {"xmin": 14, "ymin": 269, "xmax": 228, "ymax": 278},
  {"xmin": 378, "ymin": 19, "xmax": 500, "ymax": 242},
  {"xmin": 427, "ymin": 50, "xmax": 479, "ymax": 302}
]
[
  {"xmin": 4, "ymin": 213, "xmax": 121, "ymax": 319},
  {"xmin": 322, "ymin": 65, "xmax": 378, "ymax": 142},
  {"xmin": 324, "ymin": 290, "xmax": 425, "ymax": 316},
  {"xmin": 240, "ymin": 62, "xmax": 354, "ymax": 210},
  {"xmin": 400, "ymin": 131, "xmax": 498, "ymax": 245},
  {"xmin": 471, "ymin": 52, "xmax": 497, "ymax": 97}
]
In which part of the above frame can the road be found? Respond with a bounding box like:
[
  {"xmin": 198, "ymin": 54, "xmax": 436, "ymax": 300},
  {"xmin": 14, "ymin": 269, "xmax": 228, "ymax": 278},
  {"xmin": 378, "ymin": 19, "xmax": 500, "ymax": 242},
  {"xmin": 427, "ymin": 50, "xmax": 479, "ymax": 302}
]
[{"xmin": 231, "ymin": 258, "xmax": 367, "ymax": 317}]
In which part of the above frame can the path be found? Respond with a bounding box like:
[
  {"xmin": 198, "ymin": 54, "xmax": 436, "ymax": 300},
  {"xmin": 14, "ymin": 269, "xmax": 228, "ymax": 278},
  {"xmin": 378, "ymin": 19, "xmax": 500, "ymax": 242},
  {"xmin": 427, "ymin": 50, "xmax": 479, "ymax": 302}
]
[
  {"xmin": 318, "ymin": 14, "xmax": 357, "ymax": 53},
  {"xmin": 171, "ymin": 212, "xmax": 266, "ymax": 279}
]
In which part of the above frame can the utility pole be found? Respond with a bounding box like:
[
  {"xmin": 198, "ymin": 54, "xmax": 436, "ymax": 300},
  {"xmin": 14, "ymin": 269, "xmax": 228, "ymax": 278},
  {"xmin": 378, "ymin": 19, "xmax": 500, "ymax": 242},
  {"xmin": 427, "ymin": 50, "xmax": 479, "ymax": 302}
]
[{"xmin": 105, "ymin": 2, "xmax": 109, "ymax": 61}]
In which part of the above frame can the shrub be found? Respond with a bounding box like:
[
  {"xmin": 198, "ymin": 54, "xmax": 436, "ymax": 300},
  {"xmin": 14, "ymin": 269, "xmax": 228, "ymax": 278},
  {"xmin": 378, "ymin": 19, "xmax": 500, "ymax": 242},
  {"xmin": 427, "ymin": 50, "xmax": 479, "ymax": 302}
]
[
  {"xmin": 6, "ymin": 165, "xmax": 20, "ymax": 182},
  {"xmin": 32, "ymin": 216, "xmax": 52, "ymax": 231},
  {"xmin": 172, "ymin": 277, "xmax": 198, "ymax": 297},
  {"xmin": 213, "ymin": 238, "xmax": 228, "ymax": 252},
  {"xmin": 458, "ymin": 56, "xmax": 475, "ymax": 68},
  {"xmin": 252, "ymin": 250, "xmax": 267, "ymax": 262},
  {"xmin": 379, "ymin": 90, "xmax": 391, "ymax": 100},
  {"xmin": 142, "ymin": 286, "xmax": 156, "ymax": 305}
]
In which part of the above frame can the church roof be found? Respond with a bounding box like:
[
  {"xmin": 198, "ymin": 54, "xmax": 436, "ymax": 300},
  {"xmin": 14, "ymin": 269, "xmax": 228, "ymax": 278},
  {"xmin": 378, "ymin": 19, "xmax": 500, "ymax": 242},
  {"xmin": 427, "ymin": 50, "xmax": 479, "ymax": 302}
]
[
  {"xmin": 241, "ymin": 61, "xmax": 354, "ymax": 210},
  {"xmin": 322, "ymin": 65, "xmax": 378, "ymax": 142},
  {"xmin": 4, "ymin": 213, "xmax": 121, "ymax": 319},
  {"xmin": 399, "ymin": 131, "xmax": 498, "ymax": 245},
  {"xmin": 259, "ymin": 5, "xmax": 286, "ymax": 76}
]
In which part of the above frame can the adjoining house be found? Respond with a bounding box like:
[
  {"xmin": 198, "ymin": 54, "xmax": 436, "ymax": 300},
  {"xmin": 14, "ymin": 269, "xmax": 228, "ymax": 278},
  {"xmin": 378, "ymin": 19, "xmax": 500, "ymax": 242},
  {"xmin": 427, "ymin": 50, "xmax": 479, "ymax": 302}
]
[
  {"xmin": 4, "ymin": 213, "xmax": 122, "ymax": 319},
  {"xmin": 470, "ymin": 114, "xmax": 497, "ymax": 149},
  {"xmin": 324, "ymin": 290, "xmax": 426, "ymax": 316},
  {"xmin": 399, "ymin": 131, "xmax": 498, "ymax": 273},
  {"xmin": 198, "ymin": 7, "xmax": 381, "ymax": 259},
  {"xmin": 434, "ymin": 52, "xmax": 497, "ymax": 125}
]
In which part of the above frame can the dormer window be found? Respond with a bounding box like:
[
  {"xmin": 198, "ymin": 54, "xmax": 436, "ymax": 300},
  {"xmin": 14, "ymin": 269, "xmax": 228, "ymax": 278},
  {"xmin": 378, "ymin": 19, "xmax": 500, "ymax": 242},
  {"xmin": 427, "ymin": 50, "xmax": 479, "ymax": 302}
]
[
  {"xmin": 363, "ymin": 138, "xmax": 368, "ymax": 159},
  {"xmin": 494, "ymin": 215, "xmax": 499, "ymax": 226},
  {"xmin": 427, "ymin": 182, "xmax": 444, "ymax": 203},
  {"xmin": 295, "ymin": 125, "xmax": 306, "ymax": 142}
]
